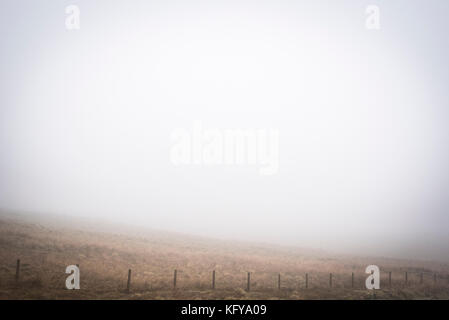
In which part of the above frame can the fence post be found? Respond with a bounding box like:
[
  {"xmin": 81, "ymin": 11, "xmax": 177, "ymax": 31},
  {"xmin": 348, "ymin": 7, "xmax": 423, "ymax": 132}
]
[
  {"xmin": 126, "ymin": 269, "xmax": 131, "ymax": 293},
  {"xmin": 174, "ymin": 269, "xmax": 177, "ymax": 289},
  {"xmin": 329, "ymin": 273, "xmax": 332, "ymax": 288},
  {"xmin": 351, "ymin": 272, "xmax": 354, "ymax": 288},
  {"xmin": 278, "ymin": 273, "xmax": 281, "ymax": 290},
  {"xmin": 15, "ymin": 259, "xmax": 20, "ymax": 282},
  {"xmin": 405, "ymin": 272, "xmax": 408, "ymax": 286},
  {"xmin": 212, "ymin": 270, "xmax": 215, "ymax": 290},
  {"xmin": 389, "ymin": 272, "xmax": 392, "ymax": 287},
  {"xmin": 246, "ymin": 272, "xmax": 251, "ymax": 291},
  {"xmin": 305, "ymin": 273, "xmax": 308, "ymax": 289}
]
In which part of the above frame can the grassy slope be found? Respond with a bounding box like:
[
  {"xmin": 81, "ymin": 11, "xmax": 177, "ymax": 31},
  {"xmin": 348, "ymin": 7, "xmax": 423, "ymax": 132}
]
[{"xmin": 0, "ymin": 215, "xmax": 448, "ymax": 299}]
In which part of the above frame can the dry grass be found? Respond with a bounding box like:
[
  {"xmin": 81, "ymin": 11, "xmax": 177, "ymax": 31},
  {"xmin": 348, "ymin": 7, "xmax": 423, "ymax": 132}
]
[{"xmin": 0, "ymin": 216, "xmax": 448, "ymax": 299}]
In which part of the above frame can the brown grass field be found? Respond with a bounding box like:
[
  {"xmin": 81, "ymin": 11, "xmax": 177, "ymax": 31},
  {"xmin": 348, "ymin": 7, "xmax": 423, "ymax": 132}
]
[{"xmin": 0, "ymin": 214, "xmax": 448, "ymax": 300}]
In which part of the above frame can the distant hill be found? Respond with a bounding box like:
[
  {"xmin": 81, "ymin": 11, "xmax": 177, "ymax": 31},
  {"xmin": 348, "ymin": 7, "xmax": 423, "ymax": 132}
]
[{"xmin": 1, "ymin": 212, "xmax": 448, "ymax": 299}]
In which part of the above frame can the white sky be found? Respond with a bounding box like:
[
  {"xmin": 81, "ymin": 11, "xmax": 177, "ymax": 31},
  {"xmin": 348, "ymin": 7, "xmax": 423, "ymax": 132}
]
[{"xmin": 1, "ymin": 0, "xmax": 449, "ymax": 260}]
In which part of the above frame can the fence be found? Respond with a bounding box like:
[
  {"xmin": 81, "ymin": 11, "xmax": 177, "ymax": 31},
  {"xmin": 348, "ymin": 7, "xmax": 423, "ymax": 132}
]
[{"xmin": 7, "ymin": 258, "xmax": 449, "ymax": 293}]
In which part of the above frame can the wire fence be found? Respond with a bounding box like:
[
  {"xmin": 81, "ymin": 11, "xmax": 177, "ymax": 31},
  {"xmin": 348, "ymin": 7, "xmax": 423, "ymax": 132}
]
[{"xmin": 4, "ymin": 258, "xmax": 449, "ymax": 293}]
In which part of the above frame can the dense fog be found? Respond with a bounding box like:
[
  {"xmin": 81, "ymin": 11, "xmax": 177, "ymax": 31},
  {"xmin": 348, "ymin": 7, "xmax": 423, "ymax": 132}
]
[{"xmin": 1, "ymin": 0, "xmax": 449, "ymax": 261}]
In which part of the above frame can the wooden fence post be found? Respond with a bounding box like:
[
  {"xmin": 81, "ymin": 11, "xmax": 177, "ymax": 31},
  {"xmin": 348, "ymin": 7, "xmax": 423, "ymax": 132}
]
[
  {"xmin": 405, "ymin": 272, "xmax": 408, "ymax": 286},
  {"xmin": 351, "ymin": 272, "xmax": 354, "ymax": 288},
  {"xmin": 126, "ymin": 269, "xmax": 131, "ymax": 292},
  {"xmin": 247, "ymin": 272, "xmax": 251, "ymax": 291},
  {"xmin": 212, "ymin": 270, "xmax": 215, "ymax": 290},
  {"xmin": 278, "ymin": 273, "xmax": 281, "ymax": 290},
  {"xmin": 389, "ymin": 272, "xmax": 392, "ymax": 287},
  {"xmin": 15, "ymin": 259, "xmax": 20, "ymax": 282},
  {"xmin": 174, "ymin": 269, "xmax": 177, "ymax": 289},
  {"xmin": 329, "ymin": 273, "xmax": 332, "ymax": 288},
  {"xmin": 305, "ymin": 273, "xmax": 308, "ymax": 289}
]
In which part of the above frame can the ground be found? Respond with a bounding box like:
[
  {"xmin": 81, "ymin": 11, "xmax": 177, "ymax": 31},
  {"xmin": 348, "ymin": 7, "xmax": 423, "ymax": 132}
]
[{"xmin": 0, "ymin": 214, "xmax": 448, "ymax": 299}]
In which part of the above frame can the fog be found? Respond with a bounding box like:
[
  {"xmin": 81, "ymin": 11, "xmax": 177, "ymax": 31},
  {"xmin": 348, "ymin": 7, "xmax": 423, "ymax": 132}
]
[{"xmin": 1, "ymin": 0, "xmax": 449, "ymax": 261}]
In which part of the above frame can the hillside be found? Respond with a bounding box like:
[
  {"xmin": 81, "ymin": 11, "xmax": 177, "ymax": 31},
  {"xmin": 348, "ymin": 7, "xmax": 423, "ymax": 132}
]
[{"xmin": 0, "ymin": 214, "xmax": 448, "ymax": 299}]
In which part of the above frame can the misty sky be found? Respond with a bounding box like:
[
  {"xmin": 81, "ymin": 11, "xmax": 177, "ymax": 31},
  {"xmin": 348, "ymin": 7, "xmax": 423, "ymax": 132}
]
[{"xmin": 1, "ymin": 0, "xmax": 449, "ymax": 260}]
